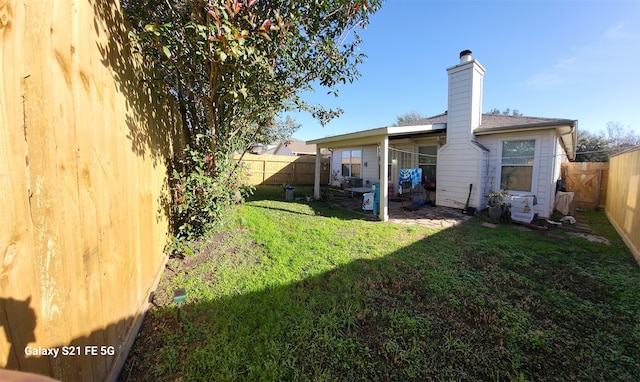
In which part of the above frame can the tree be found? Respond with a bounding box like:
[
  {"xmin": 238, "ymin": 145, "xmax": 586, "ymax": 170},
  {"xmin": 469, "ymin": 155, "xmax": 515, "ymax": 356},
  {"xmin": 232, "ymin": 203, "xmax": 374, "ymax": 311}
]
[
  {"xmin": 123, "ymin": 0, "xmax": 382, "ymax": 239},
  {"xmin": 488, "ymin": 108, "xmax": 523, "ymax": 116},
  {"xmin": 575, "ymin": 130, "xmax": 609, "ymax": 162},
  {"xmin": 393, "ymin": 111, "xmax": 425, "ymax": 126},
  {"xmin": 605, "ymin": 121, "xmax": 640, "ymax": 155}
]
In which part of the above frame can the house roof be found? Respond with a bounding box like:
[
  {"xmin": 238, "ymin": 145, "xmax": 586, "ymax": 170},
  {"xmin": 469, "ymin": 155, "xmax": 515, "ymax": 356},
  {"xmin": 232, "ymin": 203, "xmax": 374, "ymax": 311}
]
[
  {"xmin": 406, "ymin": 112, "xmax": 574, "ymax": 131},
  {"xmin": 307, "ymin": 124, "xmax": 446, "ymax": 147},
  {"xmin": 308, "ymin": 113, "xmax": 577, "ymax": 159},
  {"xmin": 397, "ymin": 113, "xmax": 578, "ymax": 159},
  {"xmin": 278, "ymin": 138, "xmax": 331, "ymax": 155},
  {"xmin": 261, "ymin": 138, "xmax": 330, "ymax": 156}
]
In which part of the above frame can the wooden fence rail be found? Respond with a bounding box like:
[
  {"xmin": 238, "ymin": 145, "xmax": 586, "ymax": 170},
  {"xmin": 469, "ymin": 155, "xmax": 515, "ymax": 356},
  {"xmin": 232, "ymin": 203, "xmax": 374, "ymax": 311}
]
[
  {"xmin": 605, "ymin": 147, "xmax": 640, "ymax": 264},
  {"xmin": 235, "ymin": 154, "xmax": 330, "ymax": 186}
]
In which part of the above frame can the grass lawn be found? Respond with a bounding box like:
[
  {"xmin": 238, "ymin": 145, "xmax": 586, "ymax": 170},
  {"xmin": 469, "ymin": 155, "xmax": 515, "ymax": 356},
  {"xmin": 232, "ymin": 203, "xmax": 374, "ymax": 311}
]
[{"xmin": 120, "ymin": 186, "xmax": 640, "ymax": 381}]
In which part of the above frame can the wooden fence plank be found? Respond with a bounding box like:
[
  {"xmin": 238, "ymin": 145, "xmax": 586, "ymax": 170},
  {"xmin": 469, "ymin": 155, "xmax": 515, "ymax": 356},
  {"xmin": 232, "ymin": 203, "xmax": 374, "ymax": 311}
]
[
  {"xmin": 605, "ymin": 148, "xmax": 640, "ymax": 264},
  {"xmin": 563, "ymin": 162, "xmax": 609, "ymax": 210},
  {"xmin": 1, "ymin": 1, "xmax": 184, "ymax": 379},
  {"xmin": 235, "ymin": 154, "xmax": 330, "ymax": 186}
]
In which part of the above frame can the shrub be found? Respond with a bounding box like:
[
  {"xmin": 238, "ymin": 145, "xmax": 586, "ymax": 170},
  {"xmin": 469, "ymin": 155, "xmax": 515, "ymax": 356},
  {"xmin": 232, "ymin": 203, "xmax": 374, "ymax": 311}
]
[{"xmin": 170, "ymin": 145, "xmax": 252, "ymax": 243}]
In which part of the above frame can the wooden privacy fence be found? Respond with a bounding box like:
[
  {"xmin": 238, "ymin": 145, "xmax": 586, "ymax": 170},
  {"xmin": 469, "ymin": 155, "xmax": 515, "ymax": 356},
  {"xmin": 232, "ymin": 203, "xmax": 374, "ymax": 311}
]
[
  {"xmin": 605, "ymin": 147, "xmax": 640, "ymax": 264},
  {"xmin": 1, "ymin": 1, "xmax": 183, "ymax": 380},
  {"xmin": 563, "ymin": 162, "xmax": 609, "ymax": 210},
  {"xmin": 236, "ymin": 153, "xmax": 330, "ymax": 185}
]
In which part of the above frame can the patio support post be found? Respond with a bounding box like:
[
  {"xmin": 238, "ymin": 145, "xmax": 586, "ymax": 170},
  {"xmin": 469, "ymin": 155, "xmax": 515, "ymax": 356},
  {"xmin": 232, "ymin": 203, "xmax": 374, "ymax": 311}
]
[
  {"xmin": 314, "ymin": 146, "xmax": 321, "ymax": 200},
  {"xmin": 380, "ymin": 136, "xmax": 389, "ymax": 221}
]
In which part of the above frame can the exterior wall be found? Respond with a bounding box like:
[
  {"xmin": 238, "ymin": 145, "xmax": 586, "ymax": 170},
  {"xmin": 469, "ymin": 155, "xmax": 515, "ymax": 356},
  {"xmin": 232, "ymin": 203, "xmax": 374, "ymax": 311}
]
[
  {"xmin": 446, "ymin": 60, "xmax": 485, "ymax": 145},
  {"xmin": 0, "ymin": 1, "xmax": 183, "ymax": 380},
  {"xmin": 436, "ymin": 142, "xmax": 484, "ymax": 209},
  {"xmin": 361, "ymin": 145, "xmax": 379, "ymax": 185},
  {"xmin": 476, "ymin": 130, "xmax": 557, "ymax": 218},
  {"xmin": 330, "ymin": 145, "xmax": 379, "ymax": 186}
]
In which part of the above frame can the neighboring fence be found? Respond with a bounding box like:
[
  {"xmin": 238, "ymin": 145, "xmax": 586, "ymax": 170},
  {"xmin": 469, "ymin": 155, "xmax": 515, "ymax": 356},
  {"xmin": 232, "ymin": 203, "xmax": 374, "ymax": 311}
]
[
  {"xmin": 236, "ymin": 153, "xmax": 330, "ymax": 185},
  {"xmin": 605, "ymin": 147, "xmax": 640, "ymax": 264},
  {"xmin": 1, "ymin": 1, "xmax": 183, "ymax": 380},
  {"xmin": 563, "ymin": 162, "xmax": 609, "ymax": 210}
]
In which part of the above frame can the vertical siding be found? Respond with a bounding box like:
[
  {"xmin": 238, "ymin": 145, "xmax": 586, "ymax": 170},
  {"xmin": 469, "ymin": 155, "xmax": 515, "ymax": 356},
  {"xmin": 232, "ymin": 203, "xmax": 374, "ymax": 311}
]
[{"xmin": 362, "ymin": 145, "xmax": 379, "ymax": 184}]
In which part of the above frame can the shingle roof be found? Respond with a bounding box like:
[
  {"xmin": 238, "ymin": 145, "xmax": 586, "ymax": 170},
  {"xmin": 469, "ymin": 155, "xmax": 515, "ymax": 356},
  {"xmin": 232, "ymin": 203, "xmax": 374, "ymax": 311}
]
[
  {"xmin": 476, "ymin": 114, "xmax": 575, "ymax": 132},
  {"xmin": 402, "ymin": 112, "xmax": 448, "ymax": 126},
  {"xmin": 401, "ymin": 112, "xmax": 574, "ymax": 131}
]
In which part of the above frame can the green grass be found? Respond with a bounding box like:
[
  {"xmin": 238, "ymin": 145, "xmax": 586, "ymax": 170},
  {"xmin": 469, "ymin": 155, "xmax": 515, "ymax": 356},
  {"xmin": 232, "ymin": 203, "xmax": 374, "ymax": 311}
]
[{"xmin": 121, "ymin": 187, "xmax": 640, "ymax": 381}]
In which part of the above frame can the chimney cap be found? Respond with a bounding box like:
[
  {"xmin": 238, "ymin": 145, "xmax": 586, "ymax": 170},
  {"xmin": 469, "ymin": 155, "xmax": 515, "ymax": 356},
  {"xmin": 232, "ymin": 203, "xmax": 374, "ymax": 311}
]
[{"xmin": 459, "ymin": 50, "xmax": 472, "ymax": 59}]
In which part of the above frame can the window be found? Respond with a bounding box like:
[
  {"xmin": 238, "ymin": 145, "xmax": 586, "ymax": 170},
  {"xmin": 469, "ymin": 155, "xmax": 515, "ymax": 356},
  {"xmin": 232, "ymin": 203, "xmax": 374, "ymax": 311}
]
[
  {"xmin": 500, "ymin": 139, "xmax": 535, "ymax": 191},
  {"xmin": 418, "ymin": 146, "xmax": 437, "ymax": 181},
  {"xmin": 341, "ymin": 149, "xmax": 361, "ymax": 177}
]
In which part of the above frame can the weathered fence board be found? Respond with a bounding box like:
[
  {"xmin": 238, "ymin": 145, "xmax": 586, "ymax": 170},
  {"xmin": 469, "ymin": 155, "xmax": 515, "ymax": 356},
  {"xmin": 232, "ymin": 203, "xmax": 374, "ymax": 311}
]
[
  {"xmin": 1, "ymin": 1, "xmax": 183, "ymax": 380},
  {"xmin": 605, "ymin": 147, "xmax": 640, "ymax": 264},
  {"xmin": 235, "ymin": 153, "xmax": 330, "ymax": 185},
  {"xmin": 563, "ymin": 162, "xmax": 609, "ymax": 210}
]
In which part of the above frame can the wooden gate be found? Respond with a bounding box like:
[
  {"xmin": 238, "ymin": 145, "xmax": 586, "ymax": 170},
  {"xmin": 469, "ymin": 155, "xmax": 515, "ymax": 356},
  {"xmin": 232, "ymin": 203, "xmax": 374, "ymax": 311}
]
[{"xmin": 563, "ymin": 162, "xmax": 609, "ymax": 210}]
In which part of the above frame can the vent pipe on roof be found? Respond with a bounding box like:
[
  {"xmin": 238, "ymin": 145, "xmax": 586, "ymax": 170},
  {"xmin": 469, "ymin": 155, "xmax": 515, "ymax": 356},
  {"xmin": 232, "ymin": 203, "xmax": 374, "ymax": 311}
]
[{"xmin": 459, "ymin": 50, "xmax": 472, "ymax": 63}]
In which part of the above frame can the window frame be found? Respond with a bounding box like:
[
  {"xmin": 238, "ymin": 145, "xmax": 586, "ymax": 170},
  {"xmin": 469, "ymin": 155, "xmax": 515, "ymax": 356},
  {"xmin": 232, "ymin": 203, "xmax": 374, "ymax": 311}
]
[
  {"xmin": 341, "ymin": 149, "xmax": 362, "ymax": 177},
  {"xmin": 497, "ymin": 137, "xmax": 540, "ymax": 194},
  {"xmin": 418, "ymin": 145, "xmax": 438, "ymax": 182}
]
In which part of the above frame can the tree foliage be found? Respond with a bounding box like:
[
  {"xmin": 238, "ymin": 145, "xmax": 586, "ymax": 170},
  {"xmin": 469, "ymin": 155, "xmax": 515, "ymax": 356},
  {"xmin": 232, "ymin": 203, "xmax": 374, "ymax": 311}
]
[
  {"xmin": 393, "ymin": 111, "xmax": 426, "ymax": 126},
  {"xmin": 488, "ymin": 108, "xmax": 523, "ymax": 116},
  {"xmin": 575, "ymin": 122, "xmax": 639, "ymax": 162},
  {"xmin": 575, "ymin": 131, "xmax": 610, "ymax": 162},
  {"xmin": 122, "ymin": 0, "xmax": 382, "ymax": 239}
]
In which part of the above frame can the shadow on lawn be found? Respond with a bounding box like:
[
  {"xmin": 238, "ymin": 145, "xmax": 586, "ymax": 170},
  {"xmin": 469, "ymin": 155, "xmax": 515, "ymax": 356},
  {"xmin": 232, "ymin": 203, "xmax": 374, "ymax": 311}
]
[{"xmin": 118, "ymin": 216, "xmax": 640, "ymax": 381}]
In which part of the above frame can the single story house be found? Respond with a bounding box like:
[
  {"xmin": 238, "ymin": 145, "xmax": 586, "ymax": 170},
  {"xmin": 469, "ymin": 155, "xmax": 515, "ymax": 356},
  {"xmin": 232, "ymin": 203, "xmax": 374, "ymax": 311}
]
[
  {"xmin": 250, "ymin": 138, "xmax": 330, "ymax": 156},
  {"xmin": 307, "ymin": 50, "xmax": 577, "ymax": 221}
]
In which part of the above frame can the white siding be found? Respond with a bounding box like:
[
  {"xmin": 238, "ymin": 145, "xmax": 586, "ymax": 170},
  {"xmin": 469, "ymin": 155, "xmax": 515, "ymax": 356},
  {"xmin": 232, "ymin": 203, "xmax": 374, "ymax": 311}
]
[
  {"xmin": 446, "ymin": 60, "xmax": 485, "ymax": 145},
  {"xmin": 436, "ymin": 142, "xmax": 484, "ymax": 209},
  {"xmin": 331, "ymin": 146, "xmax": 379, "ymax": 186},
  {"xmin": 362, "ymin": 145, "xmax": 379, "ymax": 185},
  {"xmin": 477, "ymin": 130, "xmax": 558, "ymax": 218}
]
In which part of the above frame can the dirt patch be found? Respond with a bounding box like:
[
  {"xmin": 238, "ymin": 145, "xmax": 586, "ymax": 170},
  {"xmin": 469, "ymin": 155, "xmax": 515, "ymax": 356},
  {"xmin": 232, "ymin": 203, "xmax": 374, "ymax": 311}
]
[{"xmin": 566, "ymin": 232, "xmax": 610, "ymax": 245}]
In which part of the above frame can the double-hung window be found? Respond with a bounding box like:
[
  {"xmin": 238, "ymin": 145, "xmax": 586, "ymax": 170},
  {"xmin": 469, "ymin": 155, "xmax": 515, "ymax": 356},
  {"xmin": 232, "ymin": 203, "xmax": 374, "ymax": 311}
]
[
  {"xmin": 341, "ymin": 149, "xmax": 361, "ymax": 177},
  {"xmin": 500, "ymin": 139, "xmax": 535, "ymax": 192}
]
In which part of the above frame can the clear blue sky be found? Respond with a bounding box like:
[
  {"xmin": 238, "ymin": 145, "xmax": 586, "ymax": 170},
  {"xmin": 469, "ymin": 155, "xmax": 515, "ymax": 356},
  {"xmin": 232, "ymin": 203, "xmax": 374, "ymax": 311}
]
[{"xmin": 290, "ymin": 0, "xmax": 640, "ymax": 142}]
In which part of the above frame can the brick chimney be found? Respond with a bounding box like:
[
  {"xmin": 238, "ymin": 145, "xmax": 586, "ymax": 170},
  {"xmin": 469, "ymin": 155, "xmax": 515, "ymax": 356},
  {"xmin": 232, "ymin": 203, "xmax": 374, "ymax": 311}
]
[{"xmin": 446, "ymin": 50, "xmax": 485, "ymax": 143}]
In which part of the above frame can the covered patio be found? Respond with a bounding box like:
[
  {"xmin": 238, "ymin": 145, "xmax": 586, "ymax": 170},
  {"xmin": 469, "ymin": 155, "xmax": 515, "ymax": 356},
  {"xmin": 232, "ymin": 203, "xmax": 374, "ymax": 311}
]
[
  {"xmin": 320, "ymin": 188, "xmax": 472, "ymax": 228},
  {"xmin": 308, "ymin": 123, "xmax": 446, "ymax": 222}
]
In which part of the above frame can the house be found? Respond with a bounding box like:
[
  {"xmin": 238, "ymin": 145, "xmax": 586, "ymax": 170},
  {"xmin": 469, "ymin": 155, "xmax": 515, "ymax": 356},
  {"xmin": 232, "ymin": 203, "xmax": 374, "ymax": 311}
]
[
  {"xmin": 250, "ymin": 138, "xmax": 330, "ymax": 156},
  {"xmin": 307, "ymin": 50, "xmax": 577, "ymax": 221}
]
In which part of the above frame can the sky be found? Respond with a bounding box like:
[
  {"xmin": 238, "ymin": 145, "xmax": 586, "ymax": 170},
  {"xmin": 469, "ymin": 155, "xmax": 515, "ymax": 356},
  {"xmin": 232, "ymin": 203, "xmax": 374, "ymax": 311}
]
[{"xmin": 289, "ymin": 0, "xmax": 640, "ymax": 142}]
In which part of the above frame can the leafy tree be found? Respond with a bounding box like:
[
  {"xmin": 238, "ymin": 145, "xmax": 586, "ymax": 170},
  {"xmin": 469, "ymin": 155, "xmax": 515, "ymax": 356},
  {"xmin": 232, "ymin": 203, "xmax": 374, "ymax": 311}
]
[
  {"xmin": 123, "ymin": 0, "xmax": 382, "ymax": 239},
  {"xmin": 488, "ymin": 108, "xmax": 523, "ymax": 116},
  {"xmin": 575, "ymin": 130, "xmax": 609, "ymax": 162},
  {"xmin": 393, "ymin": 111, "xmax": 426, "ymax": 126}
]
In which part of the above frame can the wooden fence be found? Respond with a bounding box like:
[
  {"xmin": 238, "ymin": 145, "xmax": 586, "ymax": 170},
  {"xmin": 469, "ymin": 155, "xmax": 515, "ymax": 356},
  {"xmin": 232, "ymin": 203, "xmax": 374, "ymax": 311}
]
[
  {"xmin": 605, "ymin": 148, "xmax": 640, "ymax": 264},
  {"xmin": 563, "ymin": 162, "xmax": 609, "ymax": 210},
  {"xmin": 236, "ymin": 153, "xmax": 330, "ymax": 186},
  {"xmin": 1, "ymin": 1, "xmax": 183, "ymax": 380}
]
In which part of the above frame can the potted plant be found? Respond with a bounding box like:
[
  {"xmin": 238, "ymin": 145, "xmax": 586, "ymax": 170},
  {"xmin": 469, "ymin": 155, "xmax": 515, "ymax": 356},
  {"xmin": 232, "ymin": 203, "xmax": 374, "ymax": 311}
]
[{"xmin": 487, "ymin": 191, "xmax": 511, "ymax": 221}]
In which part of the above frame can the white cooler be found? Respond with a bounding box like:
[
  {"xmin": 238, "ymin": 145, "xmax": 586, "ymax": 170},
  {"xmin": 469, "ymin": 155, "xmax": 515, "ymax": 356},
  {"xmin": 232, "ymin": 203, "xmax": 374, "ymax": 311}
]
[{"xmin": 362, "ymin": 192, "xmax": 374, "ymax": 211}]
